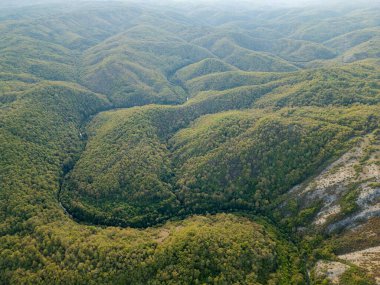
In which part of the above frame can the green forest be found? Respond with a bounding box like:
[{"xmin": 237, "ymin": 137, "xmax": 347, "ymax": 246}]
[{"xmin": 0, "ymin": 0, "xmax": 379, "ymax": 284}]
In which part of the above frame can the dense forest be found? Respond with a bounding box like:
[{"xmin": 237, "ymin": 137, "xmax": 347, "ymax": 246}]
[{"xmin": 0, "ymin": 0, "xmax": 379, "ymax": 284}]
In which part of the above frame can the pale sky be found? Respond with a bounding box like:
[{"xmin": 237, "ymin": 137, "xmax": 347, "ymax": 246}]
[{"xmin": 1, "ymin": 0, "xmax": 379, "ymax": 9}]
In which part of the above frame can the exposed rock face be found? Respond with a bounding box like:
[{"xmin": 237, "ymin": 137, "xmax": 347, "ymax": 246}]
[
  {"xmin": 288, "ymin": 132, "xmax": 380, "ymax": 231},
  {"xmin": 286, "ymin": 132, "xmax": 380, "ymax": 284},
  {"xmin": 339, "ymin": 246, "xmax": 380, "ymax": 284},
  {"xmin": 314, "ymin": 260, "xmax": 349, "ymax": 284}
]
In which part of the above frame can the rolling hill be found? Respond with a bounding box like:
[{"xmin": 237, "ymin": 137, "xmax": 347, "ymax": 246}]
[{"xmin": 0, "ymin": 1, "xmax": 379, "ymax": 284}]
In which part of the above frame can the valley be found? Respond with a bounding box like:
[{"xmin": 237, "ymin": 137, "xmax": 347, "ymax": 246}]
[{"xmin": 0, "ymin": 1, "xmax": 379, "ymax": 284}]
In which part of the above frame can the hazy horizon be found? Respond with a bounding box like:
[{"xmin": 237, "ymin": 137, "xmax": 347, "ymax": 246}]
[{"xmin": 1, "ymin": 0, "xmax": 379, "ymax": 9}]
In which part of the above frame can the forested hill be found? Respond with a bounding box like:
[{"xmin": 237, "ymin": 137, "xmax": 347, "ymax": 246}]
[{"xmin": 0, "ymin": 1, "xmax": 379, "ymax": 284}]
